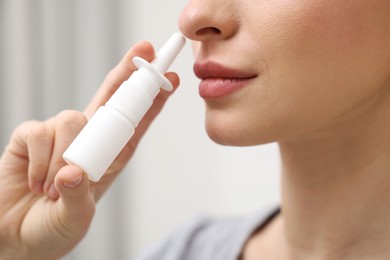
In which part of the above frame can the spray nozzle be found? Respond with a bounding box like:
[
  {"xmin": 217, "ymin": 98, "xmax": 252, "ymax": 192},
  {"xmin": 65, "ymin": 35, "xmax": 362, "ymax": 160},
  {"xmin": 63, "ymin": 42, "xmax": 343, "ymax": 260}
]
[
  {"xmin": 132, "ymin": 33, "xmax": 186, "ymax": 91},
  {"xmin": 152, "ymin": 33, "xmax": 187, "ymax": 73}
]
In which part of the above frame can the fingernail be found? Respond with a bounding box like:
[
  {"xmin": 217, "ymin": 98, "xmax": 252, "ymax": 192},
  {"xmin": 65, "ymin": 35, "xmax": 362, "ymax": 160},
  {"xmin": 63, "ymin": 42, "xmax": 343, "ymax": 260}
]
[
  {"xmin": 64, "ymin": 174, "xmax": 83, "ymax": 188},
  {"xmin": 48, "ymin": 182, "xmax": 59, "ymax": 199},
  {"xmin": 32, "ymin": 182, "xmax": 43, "ymax": 194}
]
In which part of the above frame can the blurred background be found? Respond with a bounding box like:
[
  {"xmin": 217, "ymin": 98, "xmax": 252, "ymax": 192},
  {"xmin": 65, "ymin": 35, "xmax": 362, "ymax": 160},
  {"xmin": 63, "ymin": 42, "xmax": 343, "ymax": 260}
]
[{"xmin": 0, "ymin": 0, "xmax": 280, "ymax": 259}]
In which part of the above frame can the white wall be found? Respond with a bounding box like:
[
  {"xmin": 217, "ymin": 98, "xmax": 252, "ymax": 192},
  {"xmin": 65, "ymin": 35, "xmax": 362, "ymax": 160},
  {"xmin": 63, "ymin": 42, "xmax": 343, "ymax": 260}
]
[{"xmin": 0, "ymin": 1, "xmax": 280, "ymax": 259}]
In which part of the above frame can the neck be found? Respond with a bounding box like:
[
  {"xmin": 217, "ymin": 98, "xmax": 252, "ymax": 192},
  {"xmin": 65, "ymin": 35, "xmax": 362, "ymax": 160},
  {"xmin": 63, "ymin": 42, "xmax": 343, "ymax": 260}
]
[{"xmin": 278, "ymin": 93, "xmax": 390, "ymax": 259}]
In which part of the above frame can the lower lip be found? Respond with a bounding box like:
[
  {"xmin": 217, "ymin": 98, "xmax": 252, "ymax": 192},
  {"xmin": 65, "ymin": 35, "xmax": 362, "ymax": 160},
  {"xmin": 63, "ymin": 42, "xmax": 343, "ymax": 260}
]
[{"xmin": 198, "ymin": 77, "xmax": 255, "ymax": 99}]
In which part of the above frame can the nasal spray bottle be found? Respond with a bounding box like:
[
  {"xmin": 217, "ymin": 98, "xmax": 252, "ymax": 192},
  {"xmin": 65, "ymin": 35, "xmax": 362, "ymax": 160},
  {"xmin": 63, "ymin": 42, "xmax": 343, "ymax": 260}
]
[{"xmin": 63, "ymin": 33, "xmax": 186, "ymax": 182}]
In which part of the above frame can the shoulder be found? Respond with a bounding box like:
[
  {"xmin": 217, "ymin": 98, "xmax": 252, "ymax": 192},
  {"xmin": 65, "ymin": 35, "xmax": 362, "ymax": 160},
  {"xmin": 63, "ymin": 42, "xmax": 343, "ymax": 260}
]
[{"xmin": 135, "ymin": 204, "xmax": 279, "ymax": 260}]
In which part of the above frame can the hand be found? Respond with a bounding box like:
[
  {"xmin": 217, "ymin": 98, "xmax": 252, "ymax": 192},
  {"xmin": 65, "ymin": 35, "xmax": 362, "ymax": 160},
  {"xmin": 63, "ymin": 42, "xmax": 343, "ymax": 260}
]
[{"xmin": 0, "ymin": 41, "xmax": 180, "ymax": 259}]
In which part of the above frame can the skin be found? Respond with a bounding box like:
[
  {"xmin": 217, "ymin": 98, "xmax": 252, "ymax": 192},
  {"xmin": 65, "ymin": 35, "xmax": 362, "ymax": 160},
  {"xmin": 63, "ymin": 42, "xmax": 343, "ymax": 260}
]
[
  {"xmin": 178, "ymin": 0, "xmax": 390, "ymax": 259},
  {"xmin": 180, "ymin": 0, "xmax": 390, "ymax": 146},
  {"xmin": 0, "ymin": 42, "xmax": 179, "ymax": 259}
]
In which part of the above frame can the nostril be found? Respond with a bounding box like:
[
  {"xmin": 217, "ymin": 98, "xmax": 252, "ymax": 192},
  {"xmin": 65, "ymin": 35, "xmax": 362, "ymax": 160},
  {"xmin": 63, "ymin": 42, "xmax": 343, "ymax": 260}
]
[{"xmin": 196, "ymin": 27, "xmax": 221, "ymax": 36}]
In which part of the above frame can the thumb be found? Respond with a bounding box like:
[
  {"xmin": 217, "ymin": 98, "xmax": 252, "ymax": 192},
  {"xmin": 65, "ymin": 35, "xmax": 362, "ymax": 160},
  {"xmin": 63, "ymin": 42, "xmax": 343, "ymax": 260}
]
[{"xmin": 54, "ymin": 165, "xmax": 96, "ymax": 233}]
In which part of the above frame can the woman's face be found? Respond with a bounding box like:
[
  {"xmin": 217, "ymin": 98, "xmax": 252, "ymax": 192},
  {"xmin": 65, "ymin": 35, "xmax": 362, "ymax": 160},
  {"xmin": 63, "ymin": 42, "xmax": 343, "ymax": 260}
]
[{"xmin": 178, "ymin": 0, "xmax": 390, "ymax": 146}]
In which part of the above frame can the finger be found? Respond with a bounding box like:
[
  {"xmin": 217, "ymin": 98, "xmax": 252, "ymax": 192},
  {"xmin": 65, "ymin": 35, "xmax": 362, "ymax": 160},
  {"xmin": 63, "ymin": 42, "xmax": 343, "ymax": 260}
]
[
  {"xmin": 26, "ymin": 122, "xmax": 54, "ymax": 194},
  {"xmin": 3, "ymin": 120, "xmax": 54, "ymax": 192},
  {"xmin": 54, "ymin": 165, "xmax": 95, "ymax": 238},
  {"xmin": 5, "ymin": 120, "xmax": 39, "ymax": 159},
  {"xmin": 83, "ymin": 41, "xmax": 155, "ymax": 119},
  {"xmin": 44, "ymin": 110, "xmax": 87, "ymax": 198}
]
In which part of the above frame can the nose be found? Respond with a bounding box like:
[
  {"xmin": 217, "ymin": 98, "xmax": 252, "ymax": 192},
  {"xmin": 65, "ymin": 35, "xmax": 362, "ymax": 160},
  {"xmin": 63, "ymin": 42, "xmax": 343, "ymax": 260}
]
[{"xmin": 178, "ymin": 0, "xmax": 239, "ymax": 42}]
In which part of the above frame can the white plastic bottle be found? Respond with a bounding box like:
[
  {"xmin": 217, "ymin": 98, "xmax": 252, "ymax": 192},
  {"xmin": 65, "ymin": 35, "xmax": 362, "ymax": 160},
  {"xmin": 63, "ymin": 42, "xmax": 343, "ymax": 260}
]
[{"xmin": 63, "ymin": 33, "xmax": 186, "ymax": 182}]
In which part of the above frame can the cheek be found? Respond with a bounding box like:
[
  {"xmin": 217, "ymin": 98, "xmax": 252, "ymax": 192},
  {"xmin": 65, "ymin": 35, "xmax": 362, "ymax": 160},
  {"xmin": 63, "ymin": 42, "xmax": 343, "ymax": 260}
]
[{"xmin": 255, "ymin": 1, "xmax": 389, "ymax": 128}]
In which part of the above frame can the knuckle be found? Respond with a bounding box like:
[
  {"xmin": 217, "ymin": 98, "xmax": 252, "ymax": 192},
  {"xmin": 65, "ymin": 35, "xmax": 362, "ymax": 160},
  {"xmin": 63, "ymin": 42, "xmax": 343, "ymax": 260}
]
[
  {"xmin": 28, "ymin": 123, "xmax": 51, "ymax": 144},
  {"xmin": 56, "ymin": 110, "xmax": 87, "ymax": 132},
  {"xmin": 57, "ymin": 109, "xmax": 83, "ymax": 122},
  {"xmin": 12, "ymin": 120, "xmax": 39, "ymax": 138},
  {"xmin": 15, "ymin": 121, "xmax": 52, "ymax": 146}
]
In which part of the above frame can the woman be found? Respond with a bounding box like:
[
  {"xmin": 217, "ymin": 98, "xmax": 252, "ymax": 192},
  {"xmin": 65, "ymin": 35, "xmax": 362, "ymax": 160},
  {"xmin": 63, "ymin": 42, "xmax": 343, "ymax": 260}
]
[{"xmin": 1, "ymin": 0, "xmax": 390, "ymax": 259}]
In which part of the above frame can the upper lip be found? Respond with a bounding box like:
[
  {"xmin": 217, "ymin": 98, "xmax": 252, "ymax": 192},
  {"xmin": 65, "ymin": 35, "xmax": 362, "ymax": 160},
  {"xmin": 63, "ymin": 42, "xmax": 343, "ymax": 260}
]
[{"xmin": 193, "ymin": 61, "xmax": 257, "ymax": 80}]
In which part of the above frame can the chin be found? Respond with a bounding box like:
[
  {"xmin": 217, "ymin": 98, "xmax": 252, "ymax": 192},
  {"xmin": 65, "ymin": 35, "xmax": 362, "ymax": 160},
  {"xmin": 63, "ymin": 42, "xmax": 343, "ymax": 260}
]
[
  {"xmin": 205, "ymin": 126, "xmax": 243, "ymax": 146},
  {"xmin": 204, "ymin": 116, "xmax": 272, "ymax": 147}
]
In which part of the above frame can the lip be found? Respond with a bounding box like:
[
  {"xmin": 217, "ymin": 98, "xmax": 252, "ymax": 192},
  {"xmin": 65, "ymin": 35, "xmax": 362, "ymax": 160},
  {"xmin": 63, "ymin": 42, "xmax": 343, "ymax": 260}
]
[{"xmin": 194, "ymin": 61, "xmax": 257, "ymax": 99}]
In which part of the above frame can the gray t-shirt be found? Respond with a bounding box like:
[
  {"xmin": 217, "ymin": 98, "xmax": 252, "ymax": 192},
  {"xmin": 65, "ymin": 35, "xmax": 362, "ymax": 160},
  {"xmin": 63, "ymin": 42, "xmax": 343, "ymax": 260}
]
[{"xmin": 135, "ymin": 205, "xmax": 279, "ymax": 260}]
